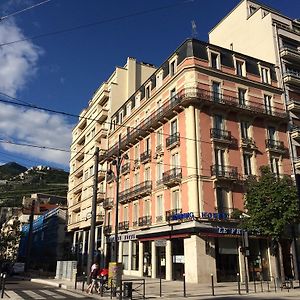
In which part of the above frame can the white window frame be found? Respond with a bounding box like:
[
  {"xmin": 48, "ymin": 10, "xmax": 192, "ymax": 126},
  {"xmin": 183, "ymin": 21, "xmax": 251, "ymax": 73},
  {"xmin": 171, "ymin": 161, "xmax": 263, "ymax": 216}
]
[
  {"xmin": 156, "ymin": 71, "xmax": 163, "ymax": 89},
  {"xmin": 169, "ymin": 55, "xmax": 178, "ymax": 76},
  {"xmin": 260, "ymin": 66, "xmax": 271, "ymax": 84},
  {"xmin": 208, "ymin": 49, "xmax": 221, "ymax": 69},
  {"xmin": 235, "ymin": 58, "xmax": 246, "ymax": 77}
]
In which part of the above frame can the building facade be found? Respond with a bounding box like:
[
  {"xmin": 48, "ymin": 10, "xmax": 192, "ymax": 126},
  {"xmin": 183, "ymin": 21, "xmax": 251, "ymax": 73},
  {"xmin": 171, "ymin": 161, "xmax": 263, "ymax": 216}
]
[
  {"xmin": 67, "ymin": 58, "xmax": 156, "ymax": 272},
  {"xmin": 209, "ymin": 0, "xmax": 300, "ymax": 280},
  {"xmin": 92, "ymin": 39, "xmax": 290, "ymax": 283}
]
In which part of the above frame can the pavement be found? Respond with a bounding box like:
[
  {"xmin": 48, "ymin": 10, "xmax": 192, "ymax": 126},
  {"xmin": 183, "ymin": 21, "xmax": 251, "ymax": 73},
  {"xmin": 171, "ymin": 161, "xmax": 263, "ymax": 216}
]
[{"xmin": 3, "ymin": 274, "xmax": 300, "ymax": 299}]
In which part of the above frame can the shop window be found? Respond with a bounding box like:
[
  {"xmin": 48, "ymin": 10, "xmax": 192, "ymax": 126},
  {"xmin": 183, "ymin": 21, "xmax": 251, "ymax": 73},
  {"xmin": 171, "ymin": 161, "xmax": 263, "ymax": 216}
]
[
  {"xmin": 131, "ymin": 241, "xmax": 139, "ymax": 270},
  {"xmin": 122, "ymin": 241, "xmax": 129, "ymax": 270}
]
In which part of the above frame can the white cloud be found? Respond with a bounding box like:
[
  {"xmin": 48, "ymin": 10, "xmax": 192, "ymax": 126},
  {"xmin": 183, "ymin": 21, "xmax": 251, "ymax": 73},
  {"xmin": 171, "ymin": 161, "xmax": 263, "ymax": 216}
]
[{"xmin": 0, "ymin": 20, "xmax": 73, "ymax": 167}]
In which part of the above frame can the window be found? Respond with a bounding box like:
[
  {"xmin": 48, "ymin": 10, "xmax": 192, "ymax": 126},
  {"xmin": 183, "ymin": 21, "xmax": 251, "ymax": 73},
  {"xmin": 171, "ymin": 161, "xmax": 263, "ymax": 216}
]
[
  {"xmin": 156, "ymin": 72, "xmax": 163, "ymax": 89},
  {"xmin": 133, "ymin": 202, "xmax": 139, "ymax": 223},
  {"xmin": 214, "ymin": 114, "xmax": 223, "ymax": 130},
  {"xmin": 125, "ymin": 177, "xmax": 130, "ymax": 190},
  {"xmin": 146, "ymin": 85, "xmax": 151, "ymax": 99},
  {"xmin": 215, "ymin": 148, "xmax": 225, "ymax": 171},
  {"xmin": 264, "ymin": 95, "xmax": 272, "ymax": 114},
  {"xmin": 134, "ymin": 172, "xmax": 139, "ymax": 185},
  {"xmin": 84, "ymin": 170, "xmax": 89, "ymax": 180},
  {"xmin": 157, "ymin": 129, "xmax": 163, "ymax": 147},
  {"xmin": 210, "ymin": 52, "xmax": 220, "ymax": 69},
  {"xmin": 236, "ymin": 60, "xmax": 245, "ymax": 76},
  {"xmin": 172, "ymin": 190, "xmax": 180, "ymax": 209},
  {"xmin": 124, "ymin": 206, "xmax": 128, "ymax": 222},
  {"xmin": 144, "ymin": 199, "xmax": 151, "ymax": 216},
  {"xmin": 243, "ymin": 153, "xmax": 252, "ymax": 175},
  {"xmin": 212, "ymin": 81, "xmax": 221, "ymax": 102},
  {"xmin": 216, "ymin": 187, "xmax": 228, "ymax": 213},
  {"xmin": 156, "ymin": 195, "xmax": 163, "ymax": 218},
  {"xmin": 135, "ymin": 94, "xmax": 141, "ymax": 108},
  {"xmin": 111, "ymin": 118, "xmax": 116, "ymax": 131},
  {"xmin": 270, "ymin": 157, "xmax": 280, "ymax": 177},
  {"xmin": 89, "ymin": 166, "xmax": 94, "ymax": 177},
  {"xmin": 171, "ymin": 119, "xmax": 178, "ymax": 135},
  {"xmin": 91, "ymin": 128, "xmax": 95, "ymax": 138},
  {"xmin": 126, "ymin": 103, "xmax": 131, "ymax": 116},
  {"xmin": 134, "ymin": 144, "xmax": 139, "ymax": 160},
  {"xmin": 261, "ymin": 67, "xmax": 270, "ymax": 84},
  {"xmin": 238, "ymin": 88, "xmax": 247, "ymax": 106},
  {"xmin": 172, "ymin": 153, "xmax": 179, "ymax": 168},
  {"xmin": 131, "ymin": 241, "xmax": 139, "ymax": 270},
  {"xmin": 268, "ymin": 126, "xmax": 276, "ymax": 141},
  {"xmin": 157, "ymin": 99, "xmax": 162, "ymax": 113},
  {"xmin": 170, "ymin": 60, "xmax": 176, "ymax": 76},
  {"xmin": 157, "ymin": 161, "xmax": 163, "ymax": 181},
  {"xmin": 240, "ymin": 121, "xmax": 249, "ymax": 139},
  {"xmin": 145, "ymin": 167, "xmax": 150, "ymax": 181},
  {"xmin": 122, "ymin": 242, "xmax": 129, "ymax": 270},
  {"xmin": 170, "ymin": 88, "xmax": 177, "ymax": 103},
  {"xmin": 145, "ymin": 138, "xmax": 150, "ymax": 153},
  {"xmin": 119, "ymin": 111, "xmax": 124, "ymax": 124}
]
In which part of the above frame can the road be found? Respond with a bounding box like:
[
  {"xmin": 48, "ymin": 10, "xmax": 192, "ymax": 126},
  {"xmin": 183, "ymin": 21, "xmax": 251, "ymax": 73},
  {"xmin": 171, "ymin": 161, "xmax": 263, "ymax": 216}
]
[{"xmin": 2, "ymin": 278, "xmax": 95, "ymax": 299}]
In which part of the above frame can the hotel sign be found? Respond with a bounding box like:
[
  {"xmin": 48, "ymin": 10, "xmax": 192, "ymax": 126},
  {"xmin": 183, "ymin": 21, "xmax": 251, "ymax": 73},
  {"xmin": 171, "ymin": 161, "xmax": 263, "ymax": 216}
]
[
  {"xmin": 201, "ymin": 212, "xmax": 229, "ymax": 220},
  {"xmin": 169, "ymin": 212, "xmax": 194, "ymax": 221}
]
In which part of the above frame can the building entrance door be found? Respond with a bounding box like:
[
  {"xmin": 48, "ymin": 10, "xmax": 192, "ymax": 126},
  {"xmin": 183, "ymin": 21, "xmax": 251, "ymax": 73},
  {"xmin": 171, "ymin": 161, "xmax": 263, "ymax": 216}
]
[
  {"xmin": 156, "ymin": 246, "xmax": 166, "ymax": 279},
  {"xmin": 172, "ymin": 238, "xmax": 184, "ymax": 281},
  {"xmin": 143, "ymin": 241, "xmax": 152, "ymax": 277}
]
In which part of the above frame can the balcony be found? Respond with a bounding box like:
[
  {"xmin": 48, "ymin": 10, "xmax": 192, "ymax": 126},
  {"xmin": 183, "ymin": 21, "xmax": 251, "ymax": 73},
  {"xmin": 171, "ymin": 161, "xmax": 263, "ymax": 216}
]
[
  {"xmin": 211, "ymin": 165, "xmax": 239, "ymax": 180},
  {"xmin": 283, "ymin": 70, "xmax": 300, "ymax": 86},
  {"xmin": 280, "ymin": 46, "xmax": 300, "ymax": 62},
  {"xmin": 154, "ymin": 144, "xmax": 164, "ymax": 158},
  {"xmin": 162, "ymin": 167, "xmax": 182, "ymax": 187},
  {"xmin": 287, "ymin": 99, "xmax": 300, "ymax": 114},
  {"xmin": 166, "ymin": 208, "xmax": 182, "ymax": 222},
  {"xmin": 103, "ymin": 198, "xmax": 114, "ymax": 209},
  {"xmin": 104, "ymin": 225, "xmax": 112, "ymax": 235},
  {"xmin": 74, "ymin": 164, "xmax": 84, "ymax": 178},
  {"xmin": 95, "ymin": 126, "xmax": 108, "ymax": 142},
  {"xmin": 99, "ymin": 150, "xmax": 107, "ymax": 163},
  {"xmin": 265, "ymin": 139, "xmax": 286, "ymax": 154},
  {"xmin": 291, "ymin": 126, "xmax": 300, "ymax": 142},
  {"xmin": 97, "ymin": 192, "xmax": 105, "ymax": 203},
  {"xmin": 119, "ymin": 181, "xmax": 152, "ymax": 204},
  {"xmin": 210, "ymin": 128, "xmax": 233, "ymax": 144},
  {"xmin": 241, "ymin": 137, "xmax": 257, "ymax": 149},
  {"xmin": 98, "ymin": 107, "xmax": 109, "ymax": 124},
  {"xmin": 132, "ymin": 159, "xmax": 140, "ymax": 170},
  {"xmin": 118, "ymin": 221, "xmax": 129, "ymax": 231},
  {"xmin": 121, "ymin": 162, "xmax": 130, "ymax": 175},
  {"xmin": 138, "ymin": 216, "xmax": 152, "ymax": 227},
  {"xmin": 104, "ymin": 87, "xmax": 288, "ymax": 162},
  {"xmin": 140, "ymin": 150, "xmax": 151, "ymax": 164},
  {"xmin": 166, "ymin": 132, "xmax": 180, "ymax": 150}
]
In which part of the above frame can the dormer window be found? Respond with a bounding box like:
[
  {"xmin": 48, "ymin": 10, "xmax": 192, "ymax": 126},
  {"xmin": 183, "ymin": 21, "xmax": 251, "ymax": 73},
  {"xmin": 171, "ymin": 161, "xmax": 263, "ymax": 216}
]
[
  {"xmin": 119, "ymin": 110, "xmax": 124, "ymax": 124},
  {"xmin": 170, "ymin": 59, "xmax": 177, "ymax": 76},
  {"xmin": 135, "ymin": 93, "xmax": 141, "ymax": 108},
  {"xmin": 235, "ymin": 59, "xmax": 246, "ymax": 77},
  {"xmin": 156, "ymin": 71, "xmax": 163, "ymax": 88},
  {"xmin": 209, "ymin": 50, "xmax": 220, "ymax": 69},
  {"xmin": 260, "ymin": 66, "xmax": 271, "ymax": 84},
  {"xmin": 126, "ymin": 103, "xmax": 131, "ymax": 116},
  {"xmin": 145, "ymin": 84, "xmax": 151, "ymax": 100}
]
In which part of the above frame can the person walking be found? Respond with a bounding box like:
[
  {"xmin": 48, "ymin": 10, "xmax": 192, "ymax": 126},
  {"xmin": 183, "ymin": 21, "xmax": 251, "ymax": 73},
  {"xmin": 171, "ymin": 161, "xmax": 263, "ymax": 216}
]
[{"xmin": 86, "ymin": 262, "xmax": 100, "ymax": 294}]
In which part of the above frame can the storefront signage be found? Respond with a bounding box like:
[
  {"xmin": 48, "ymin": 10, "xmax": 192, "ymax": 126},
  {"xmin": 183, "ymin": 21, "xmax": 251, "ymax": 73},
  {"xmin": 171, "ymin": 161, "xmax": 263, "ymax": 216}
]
[
  {"xmin": 155, "ymin": 240, "xmax": 167, "ymax": 247},
  {"xmin": 170, "ymin": 212, "xmax": 194, "ymax": 221},
  {"xmin": 108, "ymin": 233, "xmax": 136, "ymax": 242},
  {"xmin": 201, "ymin": 212, "xmax": 229, "ymax": 220},
  {"xmin": 217, "ymin": 227, "xmax": 242, "ymax": 235},
  {"xmin": 173, "ymin": 255, "xmax": 185, "ymax": 263}
]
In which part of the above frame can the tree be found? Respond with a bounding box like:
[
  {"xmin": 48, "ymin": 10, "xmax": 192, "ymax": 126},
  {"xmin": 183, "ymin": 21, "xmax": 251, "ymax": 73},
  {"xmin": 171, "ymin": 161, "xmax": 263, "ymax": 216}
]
[{"xmin": 244, "ymin": 166, "xmax": 300, "ymax": 282}]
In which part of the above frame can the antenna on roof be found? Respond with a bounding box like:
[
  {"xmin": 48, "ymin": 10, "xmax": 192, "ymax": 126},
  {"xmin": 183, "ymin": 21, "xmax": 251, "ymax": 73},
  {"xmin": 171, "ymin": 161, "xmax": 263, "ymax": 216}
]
[{"xmin": 191, "ymin": 20, "xmax": 198, "ymax": 38}]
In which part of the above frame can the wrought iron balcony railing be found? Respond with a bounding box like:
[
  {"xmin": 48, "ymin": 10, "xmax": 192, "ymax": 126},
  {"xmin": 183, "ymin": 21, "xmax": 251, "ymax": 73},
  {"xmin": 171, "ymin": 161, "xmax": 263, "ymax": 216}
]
[
  {"xmin": 210, "ymin": 128, "xmax": 232, "ymax": 142},
  {"xmin": 119, "ymin": 181, "xmax": 152, "ymax": 204},
  {"xmin": 265, "ymin": 139, "xmax": 286, "ymax": 152},
  {"xmin": 166, "ymin": 132, "xmax": 180, "ymax": 149},
  {"xmin": 162, "ymin": 167, "xmax": 182, "ymax": 186},
  {"xmin": 138, "ymin": 216, "xmax": 152, "ymax": 227},
  {"xmin": 241, "ymin": 137, "xmax": 256, "ymax": 148},
  {"xmin": 103, "ymin": 225, "xmax": 112, "ymax": 235},
  {"xmin": 118, "ymin": 221, "xmax": 129, "ymax": 231},
  {"xmin": 140, "ymin": 150, "xmax": 151, "ymax": 164},
  {"xmin": 121, "ymin": 162, "xmax": 130, "ymax": 175},
  {"xmin": 103, "ymin": 198, "xmax": 114, "ymax": 209},
  {"xmin": 210, "ymin": 165, "xmax": 239, "ymax": 180}
]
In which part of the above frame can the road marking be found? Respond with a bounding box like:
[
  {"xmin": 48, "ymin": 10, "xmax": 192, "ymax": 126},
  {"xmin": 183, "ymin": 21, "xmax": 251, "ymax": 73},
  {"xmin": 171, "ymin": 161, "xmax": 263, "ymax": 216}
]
[
  {"xmin": 40, "ymin": 289, "xmax": 66, "ymax": 298},
  {"xmin": 5, "ymin": 291, "xmax": 24, "ymax": 299},
  {"xmin": 23, "ymin": 290, "xmax": 46, "ymax": 299},
  {"xmin": 55, "ymin": 289, "xmax": 85, "ymax": 298}
]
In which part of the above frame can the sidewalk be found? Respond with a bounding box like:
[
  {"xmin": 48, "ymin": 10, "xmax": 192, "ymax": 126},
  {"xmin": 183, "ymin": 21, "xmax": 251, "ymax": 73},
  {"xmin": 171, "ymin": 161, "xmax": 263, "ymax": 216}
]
[{"xmin": 12, "ymin": 274, "xmax": 300, "ymax": 299}]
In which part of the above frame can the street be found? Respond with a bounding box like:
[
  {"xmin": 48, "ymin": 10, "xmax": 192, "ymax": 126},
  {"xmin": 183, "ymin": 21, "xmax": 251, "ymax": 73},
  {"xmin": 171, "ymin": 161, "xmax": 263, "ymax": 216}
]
[{"xmin": 2, "ymin": 278, "xmax": 94, "ymax": 299}]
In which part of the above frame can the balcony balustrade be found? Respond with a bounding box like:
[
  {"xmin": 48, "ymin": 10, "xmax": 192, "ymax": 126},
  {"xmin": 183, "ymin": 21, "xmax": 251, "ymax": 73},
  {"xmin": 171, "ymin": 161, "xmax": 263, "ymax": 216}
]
[
  {"xmin": 265, "ymin": 139, "xmax": 286, "ymax": 153},
  {"xmin": 241, "ymin": 137, "xmax": 257, "ymax": 149},
  {"xmin": 287, "ymin": 99, "xmax": 300, "ymax": 113},
  {"xmin": 140, "ymin": 150, "xmax": 151, "ymax": 164},
  {"xmin": 118, "ymin": 221, "xmax": 129, "ymax": 231},
  {"xmin": 104, "ymin": 88, "xmax": 287, "ymax": 161},
  {"xmin": 283, "ymin": 70, "xmax": 300, "ymax": 86},
  {"xmin": 119, "ymin": 181, "xmax": 152, "ymax": 204},
  {"xmin": 162, "ymin": 167, "xmax": 182, "ymax": 187},
  {"xmin": 210, "ymin": 128, "xmax": 233, "ymax": 143},
  {"xmin": 211, "ymin": 165, "xmax": 239, "ymax": 180},
  {"xmin": 166, "ymin": 132, "xmax": 180, "ymax": 149},
  {"xmin": 155, "ymin": 144, "xmax": 164, "ymax": 157},
  {"xmin": 138, "ymin": 216, "xmax": 152, "ymax": 227},
  {"xmin": 291, "ymin": 126, "xmax": 300, "ymax": 142},
  {"xmin": 280, "ymin": 46, "xmax": 300, "ymax": 62},
  {"xmin": 104, "ymin": 225, "xmax": 112, "ymax": 235},
  {"xmin": 121, "ymin": 162, "xmax": 130, "ymax": 175},
  {"xmin": 166, "ymin": 208, "xmax": 182, "ymax": 222},
  {"xmin": 103, "ymin": 198, "xmax": 114, "ymax": 209}
]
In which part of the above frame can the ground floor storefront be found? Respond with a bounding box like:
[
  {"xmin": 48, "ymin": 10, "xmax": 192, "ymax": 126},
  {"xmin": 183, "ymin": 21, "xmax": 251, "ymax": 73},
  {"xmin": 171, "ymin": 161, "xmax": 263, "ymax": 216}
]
[{"xmin": 104, "ymin": 220, "xmax": 279, "ymax": 284}]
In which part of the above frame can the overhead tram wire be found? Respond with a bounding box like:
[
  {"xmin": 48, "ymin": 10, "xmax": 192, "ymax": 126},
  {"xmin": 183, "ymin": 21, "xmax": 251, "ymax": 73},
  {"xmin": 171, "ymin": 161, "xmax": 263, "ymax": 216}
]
[
  {"xmin": 0, "ymin": 0, "xmax": 53, "ymax": 21},
  {"xmin": 0, "ymin": 0, "xmax": 195, "ymax": 47}
]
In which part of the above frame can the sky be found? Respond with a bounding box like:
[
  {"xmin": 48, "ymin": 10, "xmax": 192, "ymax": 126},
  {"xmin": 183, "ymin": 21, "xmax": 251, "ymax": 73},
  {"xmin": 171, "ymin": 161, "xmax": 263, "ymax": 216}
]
[{"xmin": 0, "ymin": 0, "xmax": 299, "ymax": 170}]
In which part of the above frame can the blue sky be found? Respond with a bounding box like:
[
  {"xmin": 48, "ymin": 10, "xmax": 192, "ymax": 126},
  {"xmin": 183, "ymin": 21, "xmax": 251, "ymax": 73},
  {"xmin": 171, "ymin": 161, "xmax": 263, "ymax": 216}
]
[{"xmin": 0, "ymin": 0, "xmax": 299, "ymax": 170}]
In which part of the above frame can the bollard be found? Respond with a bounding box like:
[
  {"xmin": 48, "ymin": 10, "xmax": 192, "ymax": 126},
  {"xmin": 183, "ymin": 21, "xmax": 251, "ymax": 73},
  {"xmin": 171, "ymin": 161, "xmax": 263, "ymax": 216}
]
[
  {"xmin": 267, "ymin": 280, "xmax": 270, "ymax": 292},
  {"xmin": 82, "ymin": 272, "xmax": 86, "ymax": 292},
  {"xmin": 1, "ymin": 273, "xmax": 6, "ymax": 299},
  {"xmin": 159, "ymin": 275, "xmax": 162, "ymax": 297},
  {"xmin": 74, "ymin": 273, "xmax": 78, "ymax": 290},
  {"xmin": 143, "ymin": 279, "xmax": 146, "ymax": 299},
  {"xmin": 110, "ymin": 279, "xmax": 113, "ymax": 299},
  {"xmin": 211, "ymin": 274, "xmax": 215, "ymax": 296},
  {"xmin": 237, "ymin": 273, "xmax": 241, "ymax": 295},
  {"xmin": 253, "ymin": 276, "xmax": 257, "ymax": 293},
  {"xmin": 183, "ymin": 274, "xmax": 186, "ymax": 297},
  {"xmin": 273, "ymin": 277, "xmax": 277, "ymax": 293},
  {"xmin": 260, "ymin": 279, "xmax": 263, "ymax": 292}
]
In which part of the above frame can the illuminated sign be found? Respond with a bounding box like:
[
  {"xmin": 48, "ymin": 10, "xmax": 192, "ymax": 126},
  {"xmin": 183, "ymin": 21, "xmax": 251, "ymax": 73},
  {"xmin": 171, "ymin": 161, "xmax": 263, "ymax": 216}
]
[
  {"xmin": 201, "ymin": 212, "xmax": 229, "ymax": 220},
  {"xmin": 169, "ymin": 212, "xmax": 194, "ymax": 221}
]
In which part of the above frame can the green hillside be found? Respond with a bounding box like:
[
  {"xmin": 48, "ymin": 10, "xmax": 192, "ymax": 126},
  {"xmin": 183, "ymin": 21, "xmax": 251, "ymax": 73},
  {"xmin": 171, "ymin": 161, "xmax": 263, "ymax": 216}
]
[{"xmin": 0, "ymin": 162, "xmax": 27, "ymax": 180}]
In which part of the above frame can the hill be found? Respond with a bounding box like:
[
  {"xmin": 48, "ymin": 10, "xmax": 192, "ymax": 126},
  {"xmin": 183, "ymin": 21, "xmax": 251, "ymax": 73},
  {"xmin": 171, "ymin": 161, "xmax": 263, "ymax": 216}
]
[{"xmin": 0, "ymin": 162, "xmax": 27, "ymax": 180}]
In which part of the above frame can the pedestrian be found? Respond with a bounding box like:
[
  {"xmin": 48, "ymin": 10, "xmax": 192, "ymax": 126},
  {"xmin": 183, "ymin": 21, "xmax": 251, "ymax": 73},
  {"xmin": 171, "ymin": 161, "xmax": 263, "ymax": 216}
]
[{"xmin": 86, "ymin": 262, "xmax": 100, "ymax": 294}]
